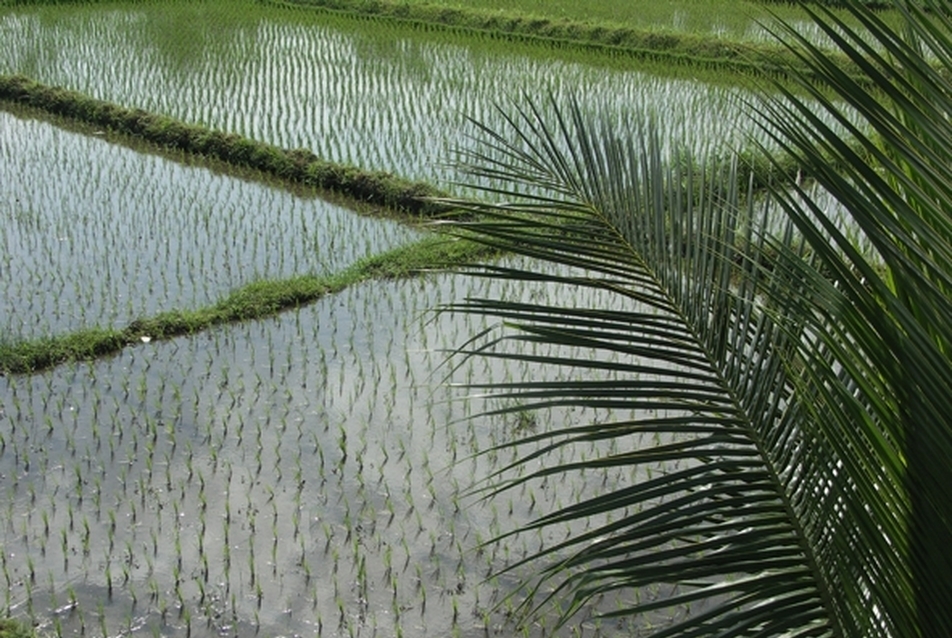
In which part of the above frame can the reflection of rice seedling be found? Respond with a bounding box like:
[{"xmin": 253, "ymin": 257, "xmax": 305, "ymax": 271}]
[
  {"xmin": 96, "ymin": 602, "xmax": 107, "ymax": 637},
  {"xmin": 0, "ymin": 226, "xmax": 643, "ymax": 635},
  {"xmin": 80, "ymin": 516, "xmax": 91, "ymax": 556}
]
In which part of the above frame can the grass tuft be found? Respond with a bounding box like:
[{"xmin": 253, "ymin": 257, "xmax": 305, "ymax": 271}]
[{"xmin": 0, "ymin": 619, "xmax": 33, "ymax": 638}]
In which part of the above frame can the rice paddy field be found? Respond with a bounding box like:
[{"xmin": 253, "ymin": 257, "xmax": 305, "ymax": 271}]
[
  {"xmin": 0, "ymin": 1, "xmax": 860, "ymax": 187},
  {"xmin": 0, "ymin": 108, "xmax": 421, "ymax": 341},
  {"xmin": 0, "ymin": 0, "xmax": 856, "ymax": 636},
  {"xmin": 1, "ymin": 259, "xmax": 678, "ymax": 637},
  {"xmin": 376, "ymin": 0, "xmax": 891, "ymax": 47}
]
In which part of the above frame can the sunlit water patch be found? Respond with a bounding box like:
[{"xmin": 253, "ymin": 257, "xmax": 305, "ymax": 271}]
[
  {"xmin": 0, "ymin": 1, "xmax": 857, "ymax": 187},
  {"xmin": 0, "ymin": 259, "xmax": 690, "ymax": 637},
  {"xmin": 0, "ymin": 109, "xmax": 420, "ymax": 339}
]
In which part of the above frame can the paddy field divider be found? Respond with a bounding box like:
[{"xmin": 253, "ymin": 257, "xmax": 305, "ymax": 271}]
[
  {"xmin": 262, "ymin": 0, "xmax": 868, "ymax": 85},
  {"xmin": 0, "ymin": 72, "xmax": 837, "ymax": 374}
]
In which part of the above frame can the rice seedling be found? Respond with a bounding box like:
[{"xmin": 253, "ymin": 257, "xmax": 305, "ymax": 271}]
[
  {"xmin": 0, "ymin": 169, "xmax": 684, "ymax": 638},
  {"xmin": 0, "ymin": 111, "xmax": 422, "ymax": 344}
]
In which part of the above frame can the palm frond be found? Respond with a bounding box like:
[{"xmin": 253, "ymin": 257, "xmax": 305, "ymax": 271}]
[
  {"xmin": 438, "ymin": 2, "xmax": 952, "ymax": 636},
  {"xmin": 753, "ymin": 1, "xmax": 952, "ymax": 634},
  {"xmin": 439, "ymin": 96, "xmax": 840, "ymax": 636}
]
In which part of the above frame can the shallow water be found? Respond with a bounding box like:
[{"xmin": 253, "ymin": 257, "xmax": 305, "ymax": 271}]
[
  {"xmin": 0, "ymin": 108, "xmax": 421, "ymax": 339},
  {"xmin": 0, "ymin": 260, "xmax": 683, "ymax": 636}
]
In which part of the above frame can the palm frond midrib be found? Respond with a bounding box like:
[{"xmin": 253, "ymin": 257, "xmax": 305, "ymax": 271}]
[
  {"xmin": 582, "ymin": 187, "xmax": 842, "ymax": 635},
  {"xmin": 452, "ymin": 95, "xmax": 860, "ymax": 634}
]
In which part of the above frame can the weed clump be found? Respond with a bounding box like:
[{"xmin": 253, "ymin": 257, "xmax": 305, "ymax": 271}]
[{"xmin": 0, "ymin": 619, "xmax": 33, "ymax": 638}]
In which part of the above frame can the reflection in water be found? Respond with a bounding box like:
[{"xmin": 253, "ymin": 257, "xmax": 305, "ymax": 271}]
[
  {"xmin": 0, "ymin": 261, "xmax": 681, "ymax": 637},
  {"xmin": 0, "ymin": 109, "xmax": 420, "ymax": 339}
]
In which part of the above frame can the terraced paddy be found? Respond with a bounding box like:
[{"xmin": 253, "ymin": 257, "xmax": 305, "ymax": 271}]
[
  {"xmin": 0, "ymin": 1, "xmax": 857, "ymax": 186},
  {"xmin": 0, "ymin": 1, "xmax": 859, "ymax": 636},
  {"xmin": 0, "ymin": 108, "xmax": 421, "ymax": 340}
]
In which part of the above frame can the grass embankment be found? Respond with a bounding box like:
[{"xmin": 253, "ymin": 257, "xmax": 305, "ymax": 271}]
[
  {"xmin": 0, "ymin": 72, "xmax": 827, "ymax": 373},
  {"xmin": 335, "ymin": 0, "xmax": 894, "ymax": 41},
  {"xmin": 0, "ymin": 235, "xmax": 494, "ymax": 374},
  {"xmin": 0, "ymin": 74, "xmax": 447, "ymax": 217},
  {"xmin": 266, "ymin": 0, "xmax": 875, "ymax": 83}
]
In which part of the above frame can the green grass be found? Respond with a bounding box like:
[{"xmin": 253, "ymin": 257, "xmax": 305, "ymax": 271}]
[
  {"xmin": 0, "ymin": 74, "xmax": 447, "ymax": 216},
  {"xmin": 0, "ymin": 235, "xmax": 496, "ymax": 374},
  {"xmin": 361, "ymin": 0, "xmax": 896, "ymax": 41},
  {"xmin": 0, "ymin": 620, "xmax": 32, "ymax": 638}
]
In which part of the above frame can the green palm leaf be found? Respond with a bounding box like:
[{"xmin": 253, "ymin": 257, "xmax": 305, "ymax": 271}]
[
  {"xmin": 754, "ymin": 1, "xmax": 952, "ymax": 635},
  {"xmin": 438, "ymin": 1, "xmax": 952, "ymax": 636},
  {"xmin": 441, "ymin": 103, "xmax": 837, "ymax": 635}
]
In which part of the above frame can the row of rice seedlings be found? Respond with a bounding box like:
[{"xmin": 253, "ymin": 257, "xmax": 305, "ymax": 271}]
[
  {"xmin": 0, "ymin": 258, "xmax": 667, "ymax": 637},
  {"xmin": 369, "ymin": 0, "xmax": 884, "ymax": 48},
  {"xmin": 0, "ymin": 1, "xmax": 860, "ymax": 188},
  {"xmin": 0, "ymin": 109, "xmax": 421, "ymax": 340}
]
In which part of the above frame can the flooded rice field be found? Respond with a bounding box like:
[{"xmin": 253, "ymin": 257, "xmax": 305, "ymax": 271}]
[
  {"xmin": 0, "ymin": 108, "xmax": 420, "ymax": 340},
  {"xmin": 1, "ymin": 260, "xmax": 677, "ymax": 637},
  {"xmin": 1, "ymin": 1, "xmax": 855, "ymax": 186}
]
